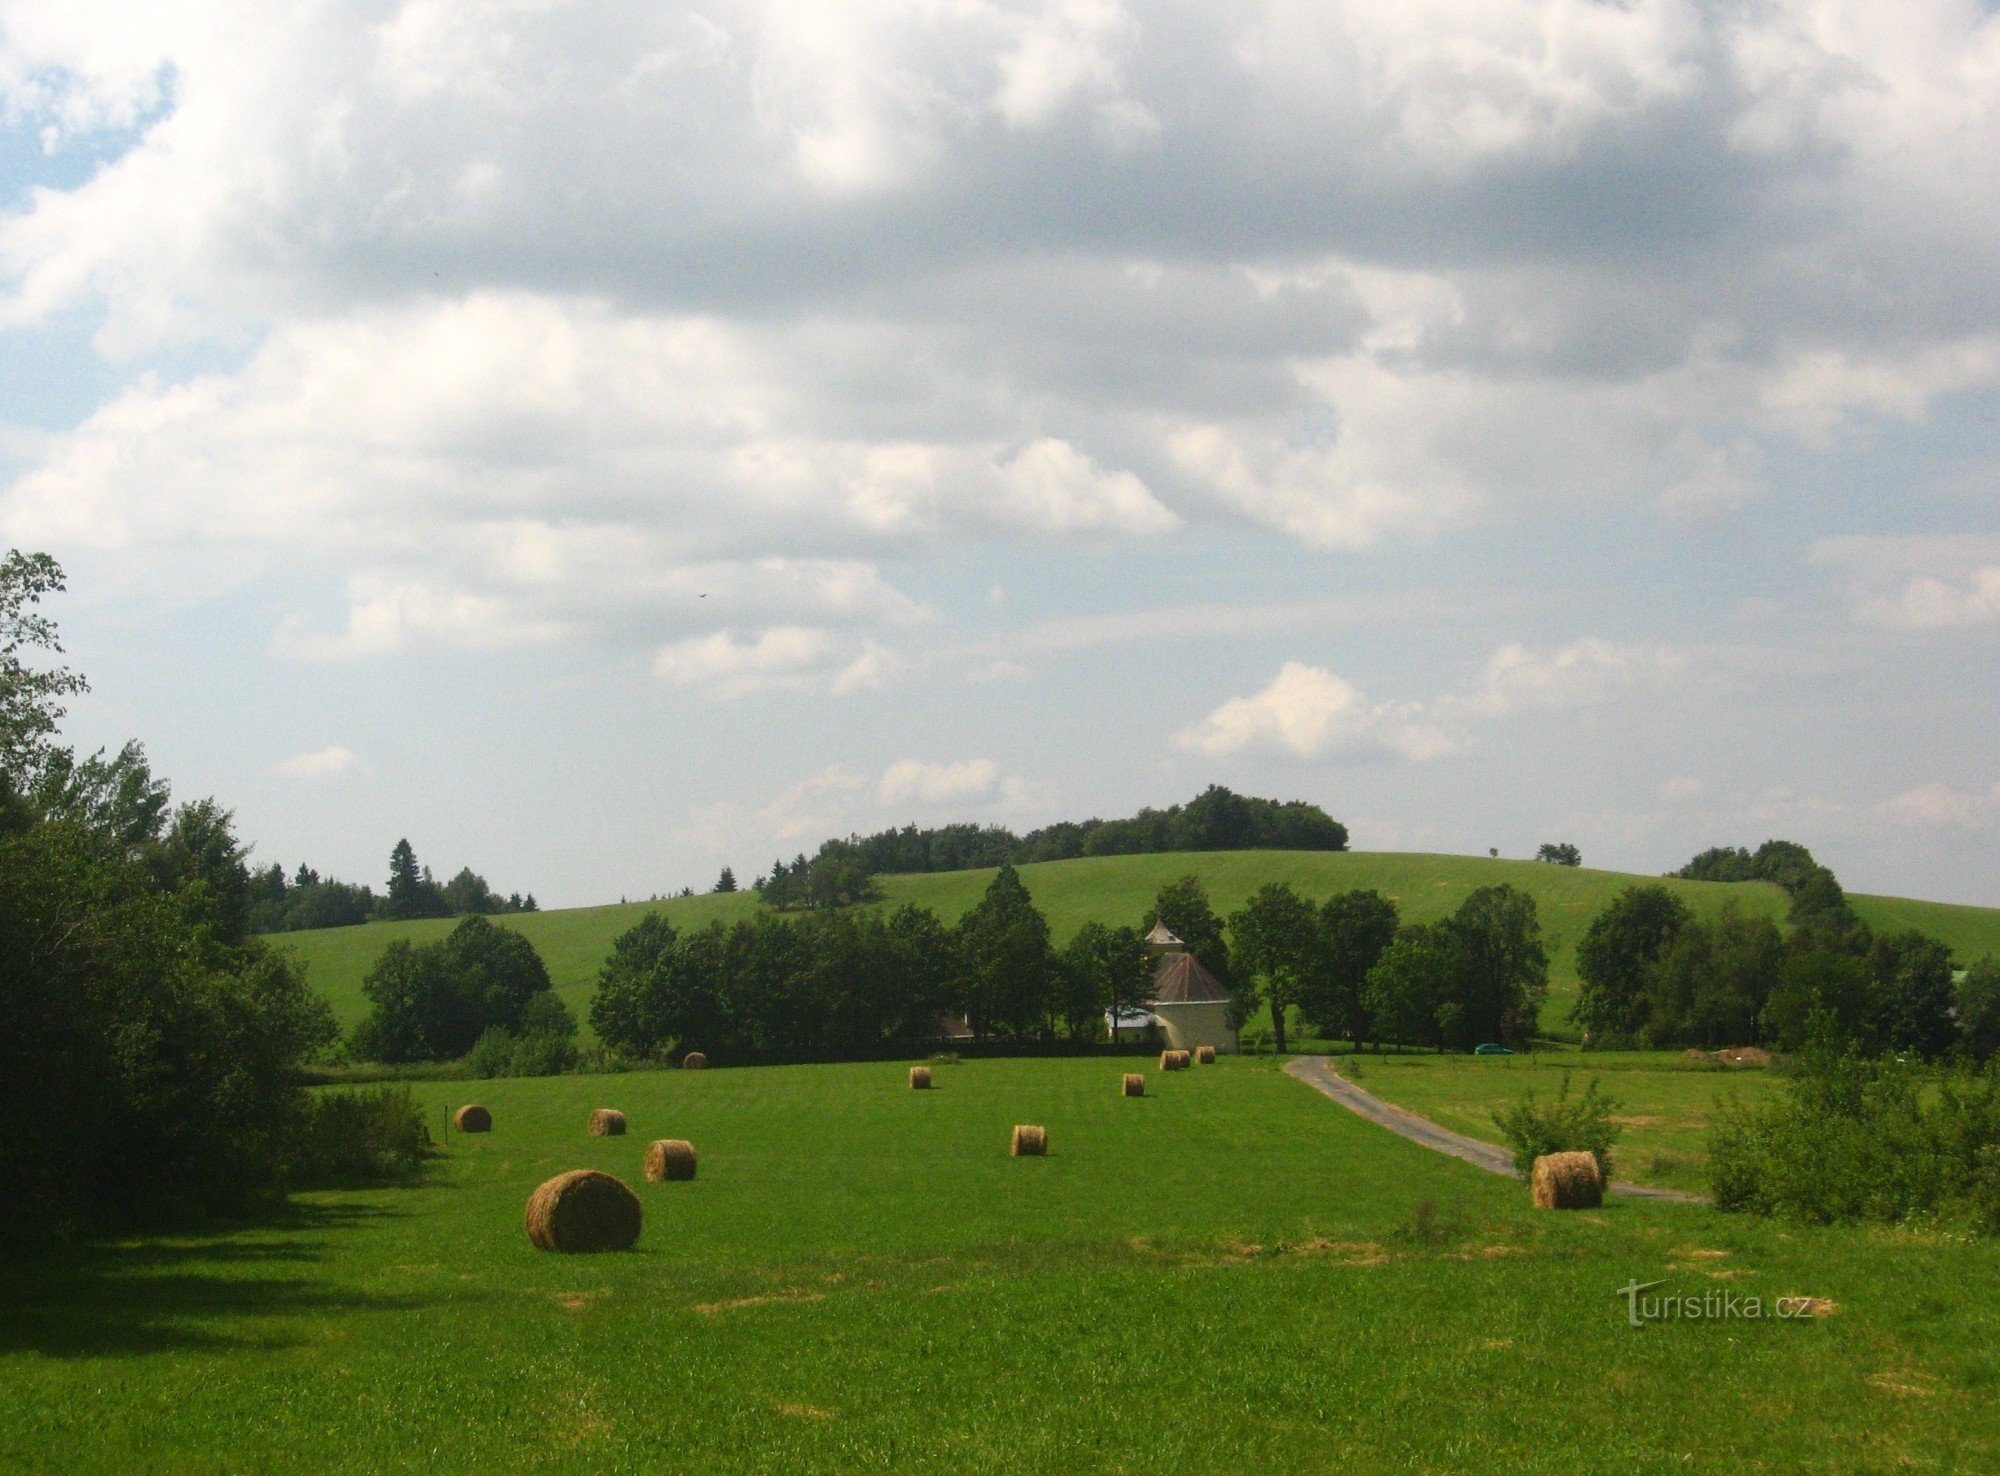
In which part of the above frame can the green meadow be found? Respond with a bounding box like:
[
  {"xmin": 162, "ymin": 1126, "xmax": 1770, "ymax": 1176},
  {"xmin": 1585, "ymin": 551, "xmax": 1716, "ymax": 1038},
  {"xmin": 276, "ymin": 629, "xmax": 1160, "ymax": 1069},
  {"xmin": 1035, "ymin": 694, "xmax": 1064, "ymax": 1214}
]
[
  {"xmin": 5, "ymin": 1054, "xmax": 1997, "ymax": 1473},
  {"xmin": 266, "ymin": 848, "xmax": 2000, "ymax": 1041},
  {"xmin": 1333, "ymin": 1050, "xmax": 1786, "ymax": 1196}
]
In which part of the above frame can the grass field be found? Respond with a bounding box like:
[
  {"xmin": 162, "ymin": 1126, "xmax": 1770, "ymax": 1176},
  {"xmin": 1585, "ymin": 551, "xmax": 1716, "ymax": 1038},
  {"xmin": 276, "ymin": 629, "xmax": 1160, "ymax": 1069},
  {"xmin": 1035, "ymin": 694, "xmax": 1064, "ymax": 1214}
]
[
  {"xmin": 1331, "ymin": 1050, "xmax": 1785, "ymax": 1196},
  {"xmin": 5, "ymin": 1054, "xmax": 1998, "ymax": 1472},
  {"xmin": 274, "ymin": 848, "xmax": 2000, "ymax": 1044}
]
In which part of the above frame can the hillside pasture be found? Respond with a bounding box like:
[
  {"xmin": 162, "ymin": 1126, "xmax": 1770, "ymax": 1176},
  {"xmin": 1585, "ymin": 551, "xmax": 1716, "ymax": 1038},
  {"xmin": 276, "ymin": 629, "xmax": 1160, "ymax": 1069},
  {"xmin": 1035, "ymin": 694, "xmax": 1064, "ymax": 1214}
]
[{"xmin": 271, "ymin": 851, "xmax": 2000, "ymax": 1045}]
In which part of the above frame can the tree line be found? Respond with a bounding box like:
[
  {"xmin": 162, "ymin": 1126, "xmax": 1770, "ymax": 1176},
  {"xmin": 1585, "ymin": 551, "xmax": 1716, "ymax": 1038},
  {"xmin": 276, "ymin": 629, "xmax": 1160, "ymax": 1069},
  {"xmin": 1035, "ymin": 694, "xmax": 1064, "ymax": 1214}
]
[
  {"xmin": 2, "ymin": 552, "xmax": 348, "ymax": 1240},
  {"xmin": 248, "ymin": 837, "xmax": 537, "ymax": 932},
  {"xmin": 752, "ymin": 784, "xmax": 1348, "ymax": 910},
  {"xmin": 1577, "ymin": 839, "xmax": 1996, "ymax": 1058},
  {"xmin": 572, "ymin": 872, "xmax": 1548, "ymax": 1065}
]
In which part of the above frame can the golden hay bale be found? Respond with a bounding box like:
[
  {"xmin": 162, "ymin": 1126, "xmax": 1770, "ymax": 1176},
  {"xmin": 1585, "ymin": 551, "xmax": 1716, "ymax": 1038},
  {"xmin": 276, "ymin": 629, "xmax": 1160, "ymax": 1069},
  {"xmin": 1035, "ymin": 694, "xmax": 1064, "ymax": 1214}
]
[
  {"xmin": 1010, "ymin": 1124, "xmax": 1048, "ymax": 1157},
  {"xmin": 453, "ymin": 1104, "xmax": 491, "ymax": 1133},
  {"xmin": 1159, "ymin": 1049, "xmax": 1184, "ymax": 1071},
  {"xmin": 644, "ymin": 1138, "xmax": 698, "ymax": 1182},
  {"xmin": 1531, "ymin": 1151, "xmax": 1604, "ymax": 1210},
  {"xmin": 1121, "ymin": 1073, "xmax": 1146, "ymax": 1098},
  {"xmin": 909, "ymin": 1065, "xmax": 932, "ymax": 1090},
  {"xmin": 588, "ymin": 1108, "xmax": 627, "ymax": 1137},
  {"xmin": 682, "ymin": 1051, "xmax": 707, "ymax": 1070},
  {"xmin": 1195, "ymin": 1045, "xmax": 1216, "ymax": 1065},
  {"xmin": 524, "ymin": 1169, "xmax": 643, "ymax": 1252}
]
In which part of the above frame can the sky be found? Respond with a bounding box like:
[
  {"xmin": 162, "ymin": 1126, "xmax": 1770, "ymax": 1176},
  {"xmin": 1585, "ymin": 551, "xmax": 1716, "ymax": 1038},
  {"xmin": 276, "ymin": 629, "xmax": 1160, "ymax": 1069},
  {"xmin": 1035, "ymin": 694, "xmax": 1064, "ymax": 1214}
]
[{"xmin": 1, "ymin": 0, "xmax": 1997, "ymax": 908}]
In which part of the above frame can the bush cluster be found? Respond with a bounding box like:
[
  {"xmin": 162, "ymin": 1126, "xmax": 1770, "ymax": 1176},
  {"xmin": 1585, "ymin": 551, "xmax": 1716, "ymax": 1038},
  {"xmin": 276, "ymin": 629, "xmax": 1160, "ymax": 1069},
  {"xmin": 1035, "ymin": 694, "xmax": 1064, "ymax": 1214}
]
[
  {"xmin": 288, "ymin": 1087, "xmax": 431, "ymax": 1187},
  {"xmin": 753, "ymin": 785, "xmax": 1347, "ymax": 910},
  {"xmin": 1710, "ymin": 1047, "xmax": 2000, "ymax": 1232},
  {"xmin": 1493, "ymin": 1073, "xmax": 1623, "ymax": 1181}
]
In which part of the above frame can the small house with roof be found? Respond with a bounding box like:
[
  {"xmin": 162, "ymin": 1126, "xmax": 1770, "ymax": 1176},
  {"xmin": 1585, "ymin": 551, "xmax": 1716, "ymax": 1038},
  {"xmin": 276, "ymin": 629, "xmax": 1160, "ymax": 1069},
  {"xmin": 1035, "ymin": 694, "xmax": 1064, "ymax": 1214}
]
[{"xmin": 1140, "ymin": 922, "xmax": 1238, "ymax": 1055}]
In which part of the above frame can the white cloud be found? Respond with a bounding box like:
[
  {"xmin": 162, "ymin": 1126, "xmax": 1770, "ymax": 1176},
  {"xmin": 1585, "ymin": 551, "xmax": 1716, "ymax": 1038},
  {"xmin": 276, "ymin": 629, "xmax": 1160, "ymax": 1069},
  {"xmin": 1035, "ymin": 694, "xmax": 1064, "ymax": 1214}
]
[
  {"xmin": 1180, "ymin": 636, "xmax": 1687, "ymax": 763},
  {"xmin": 272, "ymin": 744, "xmax": 364, "ymax": 780},
  {"xmin": 651, "ymin": 626, "xmax": 901, "ymax": 699},
  {"xmin": 1456, "ymin": 637, "xmax": 1686, "ymax": 718},
  {"xmin": 1177, "ymin": 661, "xmax": 1451, "ymax": 762},
  {"xmin": 878, "ymin": 757, "xmax": 1000, "ymax": 805},
  {"xmin": 1878, "ymin": 780, "xmax": 2000, "ymax": 830},
  {"xmin": 1813, "ymin": 536, "xmax": 2000, "ymax": 631},
  {"xmin": 2, "ymin": 0, "xmax": 1997, "ymax": 633}
]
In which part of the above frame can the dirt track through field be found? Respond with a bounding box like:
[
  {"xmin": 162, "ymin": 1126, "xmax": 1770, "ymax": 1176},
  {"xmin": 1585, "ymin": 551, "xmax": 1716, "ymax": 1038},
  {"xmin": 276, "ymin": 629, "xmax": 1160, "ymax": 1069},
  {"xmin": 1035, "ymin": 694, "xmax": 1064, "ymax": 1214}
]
[{"xmin": 1282, "ymin": 1056, "xmax": 1706, "ymax": 1205}]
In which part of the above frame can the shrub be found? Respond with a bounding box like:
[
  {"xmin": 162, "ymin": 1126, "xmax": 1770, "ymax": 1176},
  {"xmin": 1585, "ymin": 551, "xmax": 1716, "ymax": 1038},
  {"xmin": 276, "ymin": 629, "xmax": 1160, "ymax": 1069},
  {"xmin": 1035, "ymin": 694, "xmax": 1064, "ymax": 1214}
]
[
  {"xmin": 1708, "ymin": 1047, "xmax": 2000, "ymax": 1232},
  {"xmin": 288, "ymin": 1087, "xmax": 430, "ymax": 1187},
  {"xmin": 467, "ymin": 1026, "xmax": 517, "ymax": 1078},
  {"xmin": 1492, "ymin": 1072, "xmax": 1622, "ymax": 1181}
]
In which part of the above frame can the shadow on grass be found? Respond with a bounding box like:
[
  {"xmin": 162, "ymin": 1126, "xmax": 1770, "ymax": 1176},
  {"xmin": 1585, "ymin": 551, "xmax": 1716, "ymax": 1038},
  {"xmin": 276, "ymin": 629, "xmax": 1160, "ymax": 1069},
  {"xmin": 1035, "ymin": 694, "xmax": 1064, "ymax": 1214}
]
[{"xmin": 0, "ymin": 1198, "xmax": 434, "ymax": 1359}]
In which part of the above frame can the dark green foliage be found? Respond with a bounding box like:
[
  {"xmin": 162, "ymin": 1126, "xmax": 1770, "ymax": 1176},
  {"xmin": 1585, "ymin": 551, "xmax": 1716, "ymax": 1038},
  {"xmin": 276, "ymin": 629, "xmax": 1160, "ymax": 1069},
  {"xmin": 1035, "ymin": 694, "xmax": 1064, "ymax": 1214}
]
[
  {"xmin": 0, "ymin": 550, "xmax": 342, "ymax": 1238},
  {"xmin": 1535, "ymin": 842, "xmax": 1581, "ymax": 866},
  {"xmin": 288, "ymin": 1087, "xmax": 430, "ymax": 1186},
  {"xmin": 1228, "ymin": 882, "xmax": 1318, "ymax": 1051},
  {"xmin": 1574, "ymin": 884, "xmax": 1692, "ymax": 1043},
  {"xmin": 1450, "ymin": 885, "xmax": 1549, "ymax": 1047},
  {"xmin": 0, "ymin": 811, "xmax": 341, "ymax": 1238},
  {"xmin": 1710, "ymin": 1046, "xmax": 2000, "ymax": 1232},
  {"xmin": 248, "ymin": 852, "xmax": 530, "ymax": 933},
  {"xmin": 465, "ymin": 991, "xmax": 580, "ymax": 1078},
  {"xmin": 714, "ymin": 866, "xmax": 737, "ymax": 893},
  {"xmin": 604, "ymin": 901, "xmax": 970, "ymax": 1059},
  {"xmin": 384, "ymin": 838, "xmax": 442, "ymax": 920},
  {"xmin": 1363, "ymin": 922, "xmax": 1458, "ymax": 1051},
  {"xmin": 1641, "ymin": 907, "xmax": 1784, "ymax": 1048},
  {"xmin": 31, "ymin": 740, "xmax": 170, "ymax": 852},
  {"xmin": 1362, "ymin": 886, "xmax": 1547, "ymax": 1051},
  {"xmin": 756, "ymin": 786, "xmax": 1347, "ymax": 908},
  {"xmin": 956, "ymin": 865, "xmax": 1053, "ymax": 1039},
  {"xmin": 756, "ymin": 849, "xmax": 879, "ymax": 909},
  {"xmin": 1493, "ymin": 1072, "xmax": 1622, "ymax": 1179},
  {"xmin": 247, "ymin": 869, "xmax": 378, "ymax": 931},
  {"xmin": 1142, "ymin": 874, "xmax": 1231, "ymax": 986},
  {"xmin": 1673, "ymin": 838, "xmax": 1865, "ymax": 942},
  {"xmin": 1304, "ymin": 889, "xmax": 1400, "ymax": 1047},
  {"xmin": 1959, "ymin": 958, "xmax": 2000, "ymax": 1062},
  {"xmin": 350, "ymin": 916, "xmax": 555, "ymax": 1062},
  {"xmin": 1061, "ymin": 922, "xmax": 1150, "ymax": 1042},
  {"xmin": 0, "ymin": 548, "xmax": 87, "ymax": 785},
  {"xmin": 1867, "ymin": 929, "xmax": 1958, "ymax": 1059}
]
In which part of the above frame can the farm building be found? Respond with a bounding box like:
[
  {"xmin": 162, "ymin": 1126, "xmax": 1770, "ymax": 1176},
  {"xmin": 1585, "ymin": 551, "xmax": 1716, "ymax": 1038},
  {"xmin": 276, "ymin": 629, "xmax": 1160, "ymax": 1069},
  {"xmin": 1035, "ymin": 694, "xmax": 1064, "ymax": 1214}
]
[{"xmin": 1141, "ymin": 924, "xmax": 1238, "ymax": 1055}]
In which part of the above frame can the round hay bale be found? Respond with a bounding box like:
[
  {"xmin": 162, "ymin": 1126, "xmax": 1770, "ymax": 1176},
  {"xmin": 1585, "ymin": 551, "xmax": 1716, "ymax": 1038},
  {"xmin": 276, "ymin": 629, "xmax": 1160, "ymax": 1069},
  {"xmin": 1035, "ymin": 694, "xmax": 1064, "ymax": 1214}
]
[
  {"xmin": 1195, "ymin": 1045, "xmax": 1216, "ymax": 1065},
  {"xmin": 1121, "ymin": 1073, "xmax": 1146, "ymax": 1098},
  {"xmin": 587, "ymin": 1108, "xmax": 627, "ymax": 1137},
  {"xmin": 1159, "ymin": 1049, "xmax": 1183, "ymax": 1071},
  {"xmin": 453, "ymin": 1103, "xmax": 492, "ymax": 1133},
  {"xmin": 644, "ymin": 1138, "xmax": 698, "ymax": 1182},
  {"xmin": 524, "ymin": 1169, "xmax": 642, "ymax": 1252},
  {"xmin": 909, "ymin": 1065, "xmax": 932, "ymax": 1090},
  {"xmin": 682, "ymin": 1051, "xmax": 707, "ymax": 1070},
  {"xmin": 1010, "ymin": 1124, "xmax": 1048, "ymax": 1157},
  {"xmin": 1531, "ymin": 1151, "xmax": 1604, "ymax": 1210}
]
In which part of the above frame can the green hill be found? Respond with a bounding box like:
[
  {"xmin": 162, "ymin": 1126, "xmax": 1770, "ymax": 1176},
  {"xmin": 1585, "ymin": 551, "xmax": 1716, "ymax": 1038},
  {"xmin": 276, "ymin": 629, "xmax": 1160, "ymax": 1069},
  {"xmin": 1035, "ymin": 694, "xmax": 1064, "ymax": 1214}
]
[{"xmin": 269, "ymin": 849, "xmax": 2000, "ymax": 1043}]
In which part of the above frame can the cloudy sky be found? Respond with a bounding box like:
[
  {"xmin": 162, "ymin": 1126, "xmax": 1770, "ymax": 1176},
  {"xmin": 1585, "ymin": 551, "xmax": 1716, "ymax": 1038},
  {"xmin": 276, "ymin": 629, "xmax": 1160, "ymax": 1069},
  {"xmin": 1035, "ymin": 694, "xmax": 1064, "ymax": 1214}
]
[{"xmin": 3, "ymin": 0, "xmax": 1997, "ymax": 907}]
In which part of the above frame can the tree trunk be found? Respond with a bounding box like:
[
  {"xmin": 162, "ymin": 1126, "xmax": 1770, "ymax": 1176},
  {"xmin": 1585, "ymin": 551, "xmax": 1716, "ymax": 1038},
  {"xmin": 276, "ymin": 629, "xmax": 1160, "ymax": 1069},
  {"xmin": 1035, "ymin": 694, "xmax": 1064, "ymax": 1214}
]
[{"xmin": 1272, "ymin": 998, "xmax": 1288, "ymax": 1054}]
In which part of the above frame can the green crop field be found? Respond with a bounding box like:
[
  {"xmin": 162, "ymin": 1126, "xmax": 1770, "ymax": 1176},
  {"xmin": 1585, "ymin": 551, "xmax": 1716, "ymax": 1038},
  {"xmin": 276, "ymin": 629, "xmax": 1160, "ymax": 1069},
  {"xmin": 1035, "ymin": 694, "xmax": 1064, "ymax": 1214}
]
[
  {"xmin": 270, "ymin": 849, "xmax": 2000, "ymax": 1044},
  {"xmin": 1332, "ymin": 1050, "xmax": 1786, "ymax": 1196},
  {"xmin": 5, "ymin": 1055, "xmax": 1997, "ymax": 1472}
]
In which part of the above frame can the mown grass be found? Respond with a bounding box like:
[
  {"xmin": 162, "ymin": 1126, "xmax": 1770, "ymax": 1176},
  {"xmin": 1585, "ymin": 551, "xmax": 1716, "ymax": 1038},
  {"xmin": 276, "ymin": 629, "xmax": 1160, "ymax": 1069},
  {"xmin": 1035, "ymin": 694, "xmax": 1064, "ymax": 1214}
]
[
  {"xmin": 4, "ymin": 1055, "xmax": 1998, "ymax": 1472},
  {"xmin": 1331, "ymin": 1049, "xmax": 1786, "ymax": 1195}
]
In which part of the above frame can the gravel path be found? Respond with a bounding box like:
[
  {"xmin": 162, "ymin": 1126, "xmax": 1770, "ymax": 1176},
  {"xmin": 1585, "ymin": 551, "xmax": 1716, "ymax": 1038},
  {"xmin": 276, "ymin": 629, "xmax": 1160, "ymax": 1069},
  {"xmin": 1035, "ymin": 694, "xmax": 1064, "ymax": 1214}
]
[{"xmin": 1282, "ymin": 1055, "xmax": 1707, "ymax": 1205}]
